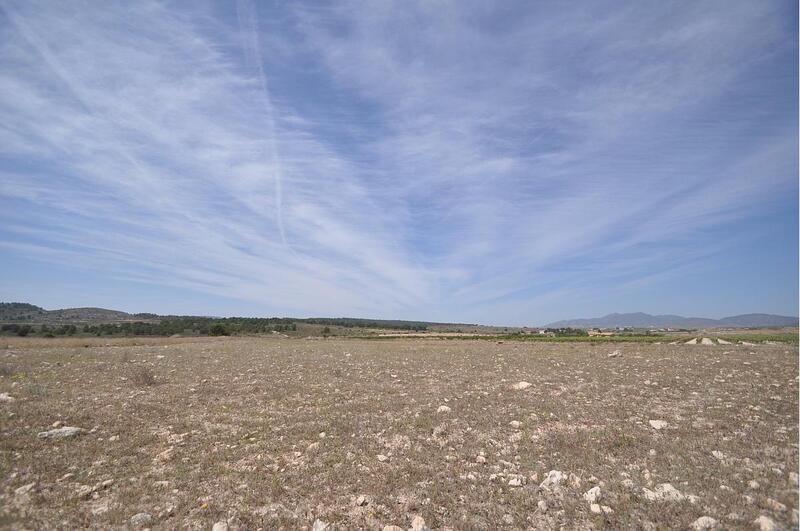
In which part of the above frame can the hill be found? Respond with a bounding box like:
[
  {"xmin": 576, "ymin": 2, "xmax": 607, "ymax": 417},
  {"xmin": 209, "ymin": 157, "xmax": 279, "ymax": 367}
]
[{"xmin": 547, "ymin": 312, "xmax": 799, "ymax": 329}]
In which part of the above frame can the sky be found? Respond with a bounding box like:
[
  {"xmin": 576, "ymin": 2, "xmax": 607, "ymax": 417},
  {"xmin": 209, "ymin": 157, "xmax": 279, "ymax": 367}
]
[{"xmin": 0, "ymin": 0, "xmax": 797, "ymax": 325}]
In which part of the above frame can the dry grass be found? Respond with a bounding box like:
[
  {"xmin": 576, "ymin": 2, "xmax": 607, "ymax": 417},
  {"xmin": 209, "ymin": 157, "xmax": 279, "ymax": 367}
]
[{"xmin": 0, "ymin": 337, "xmax": 797, "ymax": 530}]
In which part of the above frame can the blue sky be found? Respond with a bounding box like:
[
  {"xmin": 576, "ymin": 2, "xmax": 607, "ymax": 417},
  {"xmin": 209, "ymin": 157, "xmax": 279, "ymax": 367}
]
[{"xmin": 0, "ymin": 0, "xmax": 797, "ymax": 325}]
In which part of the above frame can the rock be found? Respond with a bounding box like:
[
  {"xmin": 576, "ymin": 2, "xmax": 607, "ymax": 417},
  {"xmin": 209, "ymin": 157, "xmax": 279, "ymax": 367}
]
[
  {"xmin": 356, "ymin": 495, "xmax": 368, "ymax": 506},
  {"xmin": 685, "ymin": 338, "xmax": 698, "ymax": 345},
  {"xmin": 509, "ymin": 420, "xmax": 521, "ymax": 429},
  {"xmin": 691, "ymin": 516, "xmax": 719, "ymax": 529},
  {"xmin": 539, "ymin": 470, "xmax": 566, "ymax": 490},
  {"xmin": 384, "ymin": 527, "xmax": 405, "ymax": 531},
  {"xmin": 643, "ymin": 483, "xmax": 685, "ymax": 502},
  {"xmin": 14, "ymin": 482, "xmax": 35, "ymax": 496},
  {"xmin": 790, "ymin": 471, "xmax": 799, "ymax": 485},
  {"xmin": 212, "ymin": 522, "xmax": 228, "ymax": 531},
  {"xmin": 649, "ymin": 420, "xmax": 668, "ymax": 430},
  {"xmin": 765, "ymin": 498, "xmax": 787, "ymax": 512},
  {"xmin": 410, "ymin": 515, "xmax": 429, "ymax": 531},
  {"xmin": 436, "ymin": 405, "xmax": 451, "ymax": 414},
  {"xmin": 476, "ymin": 455, "xmax": 486, "ymax": 464},
  {"xmin": 700, "ymin": 338, "xmax": 715, "ymax": 345},
  {"xmin": 748, "ymin": 480, "xmax": 760, "ymax": 489},
  {"xmin": 377, "ymin": 454, "xmax": 388, "ymax": 462},
  {"xmin": 37, "ymin": 426, "xmax": 84, "ymax": 439},
  {"xmin": 75, "ymin": 484, "xmax": 94, "ymax": 499},
  {"xmin": 502, "ymin": 514, "xmax": 514, "ymax": 524},
  {"xmin": 130, "ymin": 512, "xmax": 153, "ymax": 528},
  {"xmin": 311, "ymin": 519, "xmax": 330, "ymax": 531},
  {"xmin": 584, "ymin": 486, "xmax": 602, "ymax": 504},
  {"xmin": 753, "ymin": 515, "xmax": 780, "ymax": 531},
  {"xmin": 537, "ymin": 500, "xmax": 548, "ymax": 513},
  {"xmin": 512, "ymin": 381, "xmax": 532, "ymax": 390},
  {"xmin": 607, "ymin": 350, "xmax": 621, "ymax": 358},
  {"xmin": 712, "ymin": 450, "xmax": 725, "ymax": 460},
  {"xmin": 108, "ymin": 435, "xmax": 119, "ymax": 442},
  {"xmin": 0, "ymin": 392, "xmax": 15, "ymax": 403}
]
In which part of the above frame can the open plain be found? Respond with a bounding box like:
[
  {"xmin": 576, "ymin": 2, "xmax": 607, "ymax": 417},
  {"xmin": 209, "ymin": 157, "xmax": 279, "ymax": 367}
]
[{"xmin": 0, "ymin": 337, "xmax": 797, "ymax": 530}]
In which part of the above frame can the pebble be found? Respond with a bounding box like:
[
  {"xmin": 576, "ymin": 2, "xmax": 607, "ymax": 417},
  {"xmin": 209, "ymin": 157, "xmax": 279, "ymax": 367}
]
[
  {"xmin": 537, "ymin": 500, "xmax": 548, "ymax": 513},
  {"xmin": 0, "ymin": 392, "xmax": 15, "ymax": 402},
  {"xmin": 512, "ymin": 381, "xmax": 532, "ymax": 390},
  {"xmin": 509, "ymin": 420, "xmax": 521, "ymax": 429},
  {"xmin": 648, "ymin": 420, "xmax": 668, "ymax": 430},
  {"xmin": 212, "ymin": 522, "xmax": 228, "ymax": 531},
  {"xmin": 311, "ymin": 519, "xmax": 330, "ymax": 531},
  {"xmin": 356, "ymin": 494, "xmax": 368, "ymax": 506},
  {"xmin": 437, "ymin": 405, "xmax": 451, "ymax": 414},
  {"xmin": 377, "ymin": 454, "xmax": 388, "ymax": 462}
]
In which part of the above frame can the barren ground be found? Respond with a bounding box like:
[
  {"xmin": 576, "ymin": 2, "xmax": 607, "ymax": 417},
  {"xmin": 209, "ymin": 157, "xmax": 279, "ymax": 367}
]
[{"xmin": 1, "ymin": 337, "xmax": 797, "ymax": 530}]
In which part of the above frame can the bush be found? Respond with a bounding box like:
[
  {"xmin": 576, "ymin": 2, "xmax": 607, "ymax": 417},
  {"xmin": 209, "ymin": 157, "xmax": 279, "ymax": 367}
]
[{"xmin": 209, "ymin": 324, "xmax": 229, "ymax": 336}]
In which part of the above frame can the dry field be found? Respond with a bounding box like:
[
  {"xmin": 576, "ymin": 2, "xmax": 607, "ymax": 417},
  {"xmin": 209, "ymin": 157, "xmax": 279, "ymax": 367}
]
[{"xmin": 0, "ymin": 337, "xmax": 797, "ymax": 530}]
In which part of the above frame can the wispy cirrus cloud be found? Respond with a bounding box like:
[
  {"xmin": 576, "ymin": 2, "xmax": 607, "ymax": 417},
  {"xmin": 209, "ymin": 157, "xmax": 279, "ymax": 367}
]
[{"xmin": 0, "ymin": 0, "xmax": 796, "ymax": 322}]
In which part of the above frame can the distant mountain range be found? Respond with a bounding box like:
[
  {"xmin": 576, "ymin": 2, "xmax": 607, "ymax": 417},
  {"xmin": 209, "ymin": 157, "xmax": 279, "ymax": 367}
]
[{"xmin": 546, "ymin": 312, "xmax": 799, "ymax": 329}]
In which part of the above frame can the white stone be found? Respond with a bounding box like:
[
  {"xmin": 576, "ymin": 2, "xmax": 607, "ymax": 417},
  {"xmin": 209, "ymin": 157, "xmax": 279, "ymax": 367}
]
[
  {"xmin": 539, "ymin": 470, "xmax": 566, "ymax": 490},
  {"xmin": 711, "ymin": 450, "xmax": 724, "ymax": 460},
  {"xmin": 607, "ymin": 350, "xmax": 621, "ymax": 358},
  {"xmin": 212, "ymin": 522, "xmax": 228, "ymax": 531},
  {"xmin": 537, "ymin": 500, "xmax": 548, "ymax": 513},
  {"xmin": 584, "ymin": 486, "xmax": 602, "ymax": 504},
  {"xmin": 410, "ymin": 515, "xmax": 429, "ymax": 531},
  {"xmin": 476, "ymin": 455, "xmax": 486, "ymax": 464},
  {"xmin": 590, "ymin": 503, "xmax": 602, "ymax": 514},
  {"xmin": 436, "ymin": 405, "xmax": 451, "ymax": 414},
  {"xmin": 643, "ymin": 483, "xmax": 685, "ymax": 502},
  {"xmin": 649, "ymin": 420, "xmax": 668, "ymax": 430},
  {"xmin": 512, "ymin": 381, "xmax": 532, "ymax": 390},
  {"xmin": 377, "ymin": 454, "xmax": 388, "ymax": 462},
  {"xmin": 14, "ymin": 482, "xmax": 35, "ymax": 496},
  {"xmin": 691, "ymin": 516, "xmax": 719, "ymax": 529},
  {"xmin": 509, "ymin": 420, "xmax": 521, "ymax": 429},
  {"xmin": 356, "ymin": 494, "xmax": 368, "ymax": 506},
  {"xmin": 37, "ymin": 426, "xmax": 83, "ymax": 439},
  {"xmin": 0, "ymin": 392, "xmax": 15, "ymax": 403}
]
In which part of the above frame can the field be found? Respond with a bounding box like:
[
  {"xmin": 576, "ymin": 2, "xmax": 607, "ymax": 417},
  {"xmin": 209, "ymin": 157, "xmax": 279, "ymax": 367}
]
[{"xmin": 0, "ymin": 337, "xmax": 797, "ymax": 530}]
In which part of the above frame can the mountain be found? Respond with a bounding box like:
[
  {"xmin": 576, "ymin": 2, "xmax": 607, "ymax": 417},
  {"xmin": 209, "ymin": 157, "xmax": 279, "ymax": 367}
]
[{"xmin": 546, "ymin": 312, "xmax": 799, "ymax": 329}]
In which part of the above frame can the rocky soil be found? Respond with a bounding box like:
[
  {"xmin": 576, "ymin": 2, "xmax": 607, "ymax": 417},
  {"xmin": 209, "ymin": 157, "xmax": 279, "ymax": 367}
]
[{"xmin": 0, "ymin": 337, "xmax": 797, "ymax": 529}]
